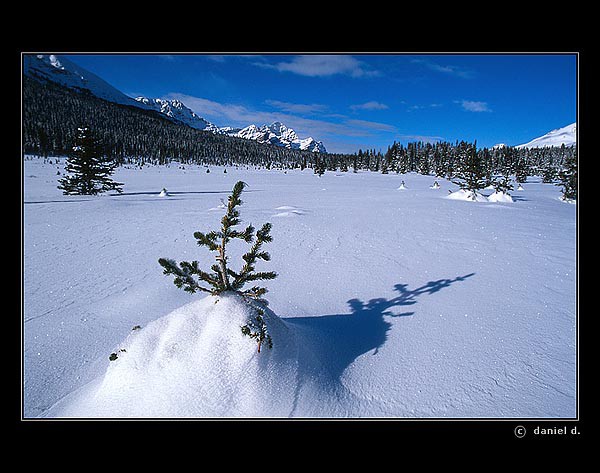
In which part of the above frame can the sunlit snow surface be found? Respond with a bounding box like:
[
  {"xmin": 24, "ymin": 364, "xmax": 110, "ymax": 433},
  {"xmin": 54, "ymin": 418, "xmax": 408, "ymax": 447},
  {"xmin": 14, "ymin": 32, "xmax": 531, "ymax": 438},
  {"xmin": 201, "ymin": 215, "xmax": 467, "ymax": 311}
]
[{"xmin": 23, "ymin": 158, "xmax": 577, "ymax": 418}]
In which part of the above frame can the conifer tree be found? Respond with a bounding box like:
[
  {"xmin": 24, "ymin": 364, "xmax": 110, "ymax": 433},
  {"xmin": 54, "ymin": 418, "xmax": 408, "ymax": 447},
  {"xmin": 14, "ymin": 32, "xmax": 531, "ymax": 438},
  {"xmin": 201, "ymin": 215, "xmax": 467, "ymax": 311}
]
[
  {"xmin": 158, "ymin": 181, "xmax": 277, "ymax": 301},
  {"xmin": 57, "ymin": 126, "xmax": 123, "ymax": 195},
  {"xmin": 557, "ymin": 149, "xmax": 577, "ymax": 200},
  {"xmin": 451, "ymin": 141, "xmax": 487, "ymax": 200},
  {"xmin": 541, "ymin": 163, "xmax": 557, "ymax": 183},
  {"xmin": 493, "ymin": 172, "xmax": 514, "ymax": 194},
  {"xmin": 158, "ymin": 181, "xmax": 277, "ymax": 351},
  {"xmin": 514, "ymin": 157, "xmax": 529, "ymax": 184},
  {"xmin": 313, "ymin": 158, "xmax": 326, "ymax": 176}
]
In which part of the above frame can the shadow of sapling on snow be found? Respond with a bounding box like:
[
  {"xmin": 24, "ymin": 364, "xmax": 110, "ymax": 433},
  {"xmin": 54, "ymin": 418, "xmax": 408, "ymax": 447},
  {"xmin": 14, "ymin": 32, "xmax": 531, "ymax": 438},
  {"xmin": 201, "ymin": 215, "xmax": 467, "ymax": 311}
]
[{"xmin": 286, "ymin": 273, "xmax": 476, "ymax": 387}]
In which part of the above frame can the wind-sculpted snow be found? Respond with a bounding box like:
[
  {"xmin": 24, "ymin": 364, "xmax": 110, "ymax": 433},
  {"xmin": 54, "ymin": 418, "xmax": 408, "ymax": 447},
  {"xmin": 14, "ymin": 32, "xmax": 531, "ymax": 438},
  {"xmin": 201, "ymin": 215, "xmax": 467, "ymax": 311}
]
[
  {"xmin": 24, "ymin": 159, "xmax": 577, "ymax": 418},
  {"xmin": 42, "ymin": 278, "xmax": 477, "ymax": 418},
  {"xmin": 45, "ymin": 294, "xmax": 304, "ymax": 417}
]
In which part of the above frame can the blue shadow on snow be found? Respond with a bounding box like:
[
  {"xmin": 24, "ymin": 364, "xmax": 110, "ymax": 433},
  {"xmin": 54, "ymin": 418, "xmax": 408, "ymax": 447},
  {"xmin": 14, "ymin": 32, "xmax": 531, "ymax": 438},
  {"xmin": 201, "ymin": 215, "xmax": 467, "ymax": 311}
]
[{"xmin": 285, "ymin": 273, "xmax": 475, "ymax": 383}]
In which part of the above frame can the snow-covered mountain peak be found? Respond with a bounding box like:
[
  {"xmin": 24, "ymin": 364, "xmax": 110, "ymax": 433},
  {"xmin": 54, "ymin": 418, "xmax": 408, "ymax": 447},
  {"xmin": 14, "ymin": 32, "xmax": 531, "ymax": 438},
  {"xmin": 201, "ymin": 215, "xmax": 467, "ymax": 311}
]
[
  {"xmin": 231, "ymin": 122, "xmax": 326, "ymax": 152},
  {"xmin": 516, "ymin": 123, "xmax": 576, "ymax": 149},
  {"xmin": 268, "ymin": 121, "xmax": 299, "ymax": 142},
  {"xmin": 128, "ymin": 100, "xmax": 325, "ymax": 151},
  {"xmin": 36, "ymin": 54, "xmax": 64, "ymax": 70},
  {"xmin": 25, "ymin": 54, "xmax": 149, "ymax": 109},
  {"xmin": 134, "ymin": 96, "xmax": 219, "ymax": 132}
]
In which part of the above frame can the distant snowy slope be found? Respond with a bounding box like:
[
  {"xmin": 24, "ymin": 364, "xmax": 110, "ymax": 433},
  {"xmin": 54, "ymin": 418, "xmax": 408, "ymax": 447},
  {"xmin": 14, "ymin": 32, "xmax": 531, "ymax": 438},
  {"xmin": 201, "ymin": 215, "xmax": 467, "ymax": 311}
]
[
  {"xmin": 134, "ymin": 97, "xmax": 220, "ymax": 132},
  {"xmin": 516, "ymin": 123, "xmax": 577, "ymax": 149},
  {"xmin": 24, "ymin": 54, "xmax": 149, "ymax": 109}
]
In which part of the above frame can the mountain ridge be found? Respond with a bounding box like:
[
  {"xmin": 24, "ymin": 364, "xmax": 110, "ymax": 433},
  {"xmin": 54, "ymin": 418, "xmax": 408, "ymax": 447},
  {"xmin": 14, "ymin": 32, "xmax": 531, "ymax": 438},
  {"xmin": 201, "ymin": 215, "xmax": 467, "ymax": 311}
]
[
  {"xmin": 134, "ymin": 96, "xmax": 220, "ymax": 132},
  {"xmin": 25, "ymin": 54, "xmax": 327, "ymax": 153},
  {"xmin": 24, "ymin": 55, "xmax": 151, "ymax": 110},
  {"xmin": 231, "ymin": 121, "xmax": 327, "ymax": 152},
  {"xmin": 134, "ymin": 97, "xmax": 327, "ymax": 152}
]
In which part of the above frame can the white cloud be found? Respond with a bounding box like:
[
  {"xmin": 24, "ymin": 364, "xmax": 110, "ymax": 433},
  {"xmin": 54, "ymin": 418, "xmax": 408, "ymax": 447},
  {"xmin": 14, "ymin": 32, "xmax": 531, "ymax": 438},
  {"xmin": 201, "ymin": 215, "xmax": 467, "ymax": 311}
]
[
  {"xmin": 265, "ymin": 100, "xmax": 328, "ymax": 115},
  {"xmin": 163, "ymin": 92, "xmax": 398, "ymax": 152},
  {"xmin": 260, "ymin": 55, "xmax": 378, "ymax": 78},
  {"xmin": 411, "ymin": 58, "xmax": 474, "ymax": 79},
  {"xmin": 345, "ymin": 119, "xmax": 396, "ymax": 132},
  {"xmin": 350, "ymin": 101, "xmax": 389, "ymax": 111},
  {"xmin": 164, "ymin": 93, "xmax": 256, "ymax": 126},
  {"xmin": 407, "ymin": 103, "xmax": 442, "ymax": 112},
  {"xmin": 456, "ymin": 100, "xmax": 492, "ymax": 112}
]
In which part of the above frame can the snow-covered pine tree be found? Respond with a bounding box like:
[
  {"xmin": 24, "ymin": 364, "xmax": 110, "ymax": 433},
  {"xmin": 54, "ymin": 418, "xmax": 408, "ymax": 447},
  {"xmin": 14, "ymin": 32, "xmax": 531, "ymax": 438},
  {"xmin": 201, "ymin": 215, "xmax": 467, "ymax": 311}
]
[
  {"xmin": 557, "ymin": 149, "xmax": 577, "ymax": 201},
  {"xmin": 514, "ymin": 157, "xmax": 529, "ymax": 185},
  {"xmin": 158, "ymin": 181, "xmax": 277, "ymax": 350},
  {"xmin": 541, "ymin": 162, "xmax": 558, "ymax": 183},
  {"xmin": 57, "ymin": 126, "xmax": 123, "ymax": 195},
  {"xmin": 451, "ymin": 141, "xmax": 487, "ymax": 200},
  {"xmin": 493, "ymin": 171, "xmax": 514, "ymax": 194}
]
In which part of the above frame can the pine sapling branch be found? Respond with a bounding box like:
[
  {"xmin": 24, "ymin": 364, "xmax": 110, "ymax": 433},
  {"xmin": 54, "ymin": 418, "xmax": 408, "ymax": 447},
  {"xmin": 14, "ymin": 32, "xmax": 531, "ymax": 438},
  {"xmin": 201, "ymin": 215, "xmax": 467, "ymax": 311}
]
[
  {"xmin": 240, "ymin": 309, "xmax": 273, "ymax": 353},
  {"xmin": 158, "ymin": 181, "xmax": 278, "ymax": 346}
]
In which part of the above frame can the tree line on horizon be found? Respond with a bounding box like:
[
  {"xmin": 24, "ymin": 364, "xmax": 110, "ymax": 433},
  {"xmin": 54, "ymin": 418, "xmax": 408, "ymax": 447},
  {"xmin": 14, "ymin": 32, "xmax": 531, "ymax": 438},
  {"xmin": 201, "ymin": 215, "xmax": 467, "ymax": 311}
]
[{"xmin": 24, "ymin": 75, "xmax": 576, "ymax": 198}]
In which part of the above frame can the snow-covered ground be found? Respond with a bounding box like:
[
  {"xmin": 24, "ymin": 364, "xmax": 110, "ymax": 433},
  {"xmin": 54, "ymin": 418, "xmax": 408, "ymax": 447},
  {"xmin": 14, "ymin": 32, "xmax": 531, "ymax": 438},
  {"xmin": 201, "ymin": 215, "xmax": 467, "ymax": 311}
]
[{"xmin": 23, "ymin": 158, "xmax": 577, "ymax": 418}]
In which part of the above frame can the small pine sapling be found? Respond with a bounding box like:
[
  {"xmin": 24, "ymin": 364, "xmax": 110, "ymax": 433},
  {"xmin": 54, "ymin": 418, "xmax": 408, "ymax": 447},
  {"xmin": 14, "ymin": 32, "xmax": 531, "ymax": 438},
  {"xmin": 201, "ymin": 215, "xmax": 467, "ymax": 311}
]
[{"xmin": 158, "ymin": 181, "xmax": 277, "ymax": 351}]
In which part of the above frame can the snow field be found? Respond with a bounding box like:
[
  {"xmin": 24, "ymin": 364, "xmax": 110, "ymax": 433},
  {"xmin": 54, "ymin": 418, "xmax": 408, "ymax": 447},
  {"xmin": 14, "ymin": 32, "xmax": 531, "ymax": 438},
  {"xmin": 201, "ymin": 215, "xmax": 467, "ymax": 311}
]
[{"xmin": 23, "ymin": 158, "xmax": 577, "ymax": 418}]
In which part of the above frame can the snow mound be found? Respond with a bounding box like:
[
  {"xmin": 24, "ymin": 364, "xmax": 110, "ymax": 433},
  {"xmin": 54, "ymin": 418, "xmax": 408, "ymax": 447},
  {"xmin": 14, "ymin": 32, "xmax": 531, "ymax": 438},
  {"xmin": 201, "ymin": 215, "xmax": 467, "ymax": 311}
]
[
  {"xmin": 273, "ymin": 211, "xmax": 305, "ymax": 217},
  {"xmin": 446, "ymin": 189, "xmax": 488, "ymax": 202},
  {"xmin": 273, "ymin": 205, "xmax": 306, "ymax": 217},
  {"xmin": 45, "ymin": 293, "xmax": 302, "ymax": 417},
  {"xmin": 487, "ymin": 191, "xmax": 514, "ymax": 203}
]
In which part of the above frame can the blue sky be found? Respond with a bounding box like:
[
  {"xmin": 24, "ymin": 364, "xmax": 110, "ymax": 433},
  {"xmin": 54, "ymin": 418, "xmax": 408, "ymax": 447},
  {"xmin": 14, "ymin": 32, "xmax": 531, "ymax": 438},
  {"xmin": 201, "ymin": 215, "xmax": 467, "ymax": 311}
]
[{"xmin": 68, "ymin": 54, "xmax": 577, "ymax": 154}]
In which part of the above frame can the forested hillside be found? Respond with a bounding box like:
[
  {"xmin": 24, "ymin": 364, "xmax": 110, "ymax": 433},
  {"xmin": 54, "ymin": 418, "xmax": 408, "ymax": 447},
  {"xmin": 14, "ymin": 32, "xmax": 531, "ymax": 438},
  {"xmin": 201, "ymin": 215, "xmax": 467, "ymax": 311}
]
[
  {"xmin": 23, "ymin": 76, "xmax": 576, "ymax": 185},
  {"xmin": 22, "ymin": 77, "xmax": 321, "ymax": 168}
]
